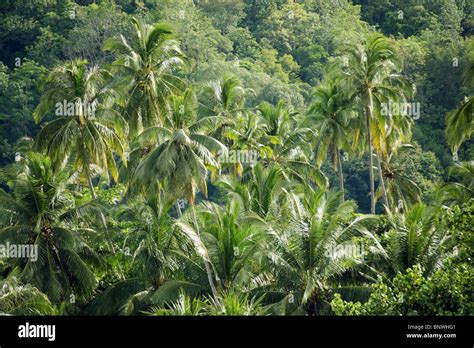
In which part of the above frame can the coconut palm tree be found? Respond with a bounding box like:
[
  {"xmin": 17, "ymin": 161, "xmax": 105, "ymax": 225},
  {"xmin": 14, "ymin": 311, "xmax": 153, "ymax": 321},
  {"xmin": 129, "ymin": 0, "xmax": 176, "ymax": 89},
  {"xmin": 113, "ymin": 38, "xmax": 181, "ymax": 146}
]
[
  {"xmin": 33, "ymin": 59, "xmax": 127, "ymax": 200},
  {"xmin": 262, "ymin": 187, "xmax": 375, "ymax": 314},
  {"xmin": 85, "ymin": 191, "xmax": 207, "ymax": 315},
  {"xmin": 445, "ymin": 56, "xmax": 473, "ymax": 153},
  {"xmin": 192, "ymin": 199, "xmax": 267, "ymax": 292},
  {"xmin": 446, "ymin": 96, "xmax": 473, "ymax": 153},
  {"xmin": 169, "ymin": 197, "xmax": 270, "ymax": 312},
  {"xmin": 376, "ymin": 145, "xmax": 422, "ymax": 212},
  {"xmin": 222, "ymin": 110, "xmax": 270, "ymax": 177},
  {"xmin": 132, "ymin": 88, "xmax": 227, "ymax": 299},
  {"xmin": 131, "ymin": 88, "xmax": 226, "ymax": 201},
  {"xmin": 216, "ymin": 163, "xmax": 297, "ymax": 221},
  {"xmin": 199, "ymin": 75, "xmax": 249, "ymax": 142},
  {"xmin": 114, "ymin": 193, "xmax": 178, "ymax": 289},
  {"xmin": 343, "ymin": 35, "xmax": 413, "ymax": 213},
  {"xmin": 200, "ymin": 75, "xmax": 247, "ymax": 119},
  {"xmin": 104, "ymin": 17, "xmax": 184, "ymax": 136},
  {"xmin": 307, "ymin": 78, "xmax": 353, "ymax": 199},
  {"xmin": 0, "ymin": 153, "xmax": 99, "ymax": 303},
  {"xmin": 259, "ymin": 100, "xmax": 328, "ymax": 188},
  {"xmin": 247, "ymin": 163, "xmax": 287, "ymax": 220},
  {"xmin": 436, "ymin": 161, "xmax": 474, "ymax": 207}
]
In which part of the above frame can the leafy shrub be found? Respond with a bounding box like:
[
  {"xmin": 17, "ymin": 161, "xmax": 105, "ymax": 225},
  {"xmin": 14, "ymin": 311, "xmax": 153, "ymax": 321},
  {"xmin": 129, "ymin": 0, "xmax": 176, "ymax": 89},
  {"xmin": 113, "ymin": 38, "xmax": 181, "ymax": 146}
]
[{"xmin": 331, "ymin": 264, "xmax": 474, "ymax": 315}]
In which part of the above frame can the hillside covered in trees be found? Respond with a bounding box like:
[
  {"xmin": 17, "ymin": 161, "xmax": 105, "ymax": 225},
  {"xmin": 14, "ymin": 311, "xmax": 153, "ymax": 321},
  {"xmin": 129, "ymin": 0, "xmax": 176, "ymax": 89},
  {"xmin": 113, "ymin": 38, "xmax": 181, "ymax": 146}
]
[{"xmin": 0, "ymin": 0, "xmax": 472, "ymax": 316}]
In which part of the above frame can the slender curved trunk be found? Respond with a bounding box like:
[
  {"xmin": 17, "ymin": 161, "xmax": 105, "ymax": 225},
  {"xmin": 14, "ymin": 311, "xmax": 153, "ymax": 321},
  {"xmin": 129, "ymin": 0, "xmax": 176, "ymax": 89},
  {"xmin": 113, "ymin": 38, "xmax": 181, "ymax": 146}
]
[
  {"xmin": 84, "ymin": 159, "xmax": 108, "ymax": 230},
  {"xmin": 190, "ymin": 203, "xmax": 219, "ymax": 300},
  {"xmin": 366, "ymin": 91, "xmax": 376, "ymax": 214},
  {"xmin": 175, "ymin": 200, "xmax": 182, "ymax": 217},
  {"xmin": 84, "ymin": 162, "xmax": 97, "ymax": 200},
  {"xmin": 376, "ymin": 153, "xmax": 389, "ymax": 211},
  {"xmin": 337, "ymin": 150, "xmax": 345, "ymax": 202}
]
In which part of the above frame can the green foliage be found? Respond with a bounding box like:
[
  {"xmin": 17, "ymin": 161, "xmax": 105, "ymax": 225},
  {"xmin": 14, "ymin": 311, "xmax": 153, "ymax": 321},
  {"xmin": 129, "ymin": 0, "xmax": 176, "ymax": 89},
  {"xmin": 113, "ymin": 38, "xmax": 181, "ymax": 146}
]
[
  {"xmin": 0, "ymin": 153, "xmax": 100, "ymax": 303},
  {"xmin": 0, "ymin": 0, "xmax": 472, "ymax": 316},
  {"xmin": 446, "ymin": 38, "xmax": 474, "ymax": 153},
  {"xmin": 378, "ymin": 204, "xmax": 451, "ymax": 277},
  {"xmin": 104, "ymin": 16, "xmax": 184, "ymax": 136},
  {"xmin": 33, "ymin": 59, "xmax": 127, "ymax": 197},
  {"xmin": 445, "ymin": 200, "xmax": 474, "ymax": 262},
  {"xmin": 145, "ymin": 290, "xmax": 265, "ymax": 316},
  {"xmin": 436, "ymin": 161, "xmax": 474, "ymax": 206},
  {"xmin": 331, "ymin": 264, "xmax": 474, "ymax": 315},
  {"xmin": 0, "ymin": 275, "xmax": 57, "ymax": 315},
  {"xmin": 0, "ymin": 60, "xmax": 46, "ymax": 165},
  {"xmin": 354, "ymin": 0, "xmax": 465, "ymax": 37}
]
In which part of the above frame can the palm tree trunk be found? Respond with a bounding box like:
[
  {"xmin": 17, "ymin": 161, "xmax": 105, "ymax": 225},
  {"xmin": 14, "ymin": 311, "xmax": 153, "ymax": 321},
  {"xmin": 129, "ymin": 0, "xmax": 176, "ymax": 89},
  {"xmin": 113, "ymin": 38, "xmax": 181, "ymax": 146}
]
[
  {"xmin": 175, "ymin": 200, "xmax": 182, "ymax": 217},
  {"xmin": 337, "ymin": 150, "xmax": 345, "ymax": 202},
  {"xmin": 84, "ymin": 161, "xmax": 110, "ymax": 232},
  {"xmin": 376, "ymin": 153, "xmax": 389, "ymax": 211},
  {"xmin": 366, "ymin": 104, "xmax": 376, "ymax": 214},
  {"xmin": 84, "ymin": 163, "xmax": 97, "ymax": 200},
  {"xmin": 190, "ymin": 204, "xmax": 219, "ymax": 300},
  {"xmin": 84, "ymin": 163, "xmax": 107, "ymax": 227}
]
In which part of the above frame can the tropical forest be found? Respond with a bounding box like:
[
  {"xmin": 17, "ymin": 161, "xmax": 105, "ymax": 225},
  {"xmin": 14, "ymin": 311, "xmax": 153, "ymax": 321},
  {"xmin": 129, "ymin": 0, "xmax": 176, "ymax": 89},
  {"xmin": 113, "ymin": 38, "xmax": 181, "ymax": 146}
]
[{"xmin": 0, "ymin": 0, "xmax": 472, "ymax": 316}]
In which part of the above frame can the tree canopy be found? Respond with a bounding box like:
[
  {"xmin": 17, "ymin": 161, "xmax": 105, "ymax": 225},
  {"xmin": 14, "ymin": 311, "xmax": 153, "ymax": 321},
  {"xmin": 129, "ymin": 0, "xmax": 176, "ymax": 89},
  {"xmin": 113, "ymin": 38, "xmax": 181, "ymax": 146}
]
[{"xmin": 0, "ymin": 0, "xmax": 472, "ymax": 317}]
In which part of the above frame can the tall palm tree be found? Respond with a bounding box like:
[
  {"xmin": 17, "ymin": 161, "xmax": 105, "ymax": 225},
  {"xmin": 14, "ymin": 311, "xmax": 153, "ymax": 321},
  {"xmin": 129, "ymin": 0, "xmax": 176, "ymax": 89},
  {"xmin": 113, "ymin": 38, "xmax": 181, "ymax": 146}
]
[
  {"xmin": 343, "ymin": 35, "xmax": 413, "ymax": 213},
  {"xmin": 33, "ymin": 59, "xmax": 127, "ymax": 200},
  {"xmin": 104, "ymin": 17, "xmax": 184, "ymax": 136},
  {"xmin": 132, "ymin": 88, "xmax": 227, "ymax": 299},
  {"xmin": 374, "ymin": 112, "xmax": 414, "ymax": 212},
  {"xmin": 307, "ymin": 78, "xmax": 352, "ymax": 199},
  {"xmin": 0, "ymin": 153, "xmax": 99, "ymax": 303},
  {"xmin": 131, "ymin": 88, "xmax": 226, "ymax": 201},
  {"xmin": 376, "ymin": 144, "xmax": 422, "ymax": 212}
]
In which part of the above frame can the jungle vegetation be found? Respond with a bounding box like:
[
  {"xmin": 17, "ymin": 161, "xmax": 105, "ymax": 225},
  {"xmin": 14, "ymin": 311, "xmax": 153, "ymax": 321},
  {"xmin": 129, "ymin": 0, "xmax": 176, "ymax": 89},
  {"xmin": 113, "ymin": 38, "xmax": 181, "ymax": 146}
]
[{"xmin": 0, "ymin": 0, "xmax": 472, "ymax": 316}]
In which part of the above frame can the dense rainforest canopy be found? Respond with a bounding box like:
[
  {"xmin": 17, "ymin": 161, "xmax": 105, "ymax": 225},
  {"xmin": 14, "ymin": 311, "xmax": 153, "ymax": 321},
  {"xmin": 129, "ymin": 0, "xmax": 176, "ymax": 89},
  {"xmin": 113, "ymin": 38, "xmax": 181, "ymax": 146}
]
[{"xmin": 0, "ymin": 0, "xmax": 472, "ymax": 316}]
